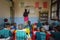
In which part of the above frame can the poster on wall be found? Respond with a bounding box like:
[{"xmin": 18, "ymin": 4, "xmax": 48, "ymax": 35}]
[
  {"xmin": 20, "ymin": 2, "xmax": 24, "ymax": 7},
  {"xmin": 43, "ymin": 2, "xmax": 48, "ymax": 8},
  {"xmin": 35, "ymin": 2, "xmax": 39, "ymax": 8}
]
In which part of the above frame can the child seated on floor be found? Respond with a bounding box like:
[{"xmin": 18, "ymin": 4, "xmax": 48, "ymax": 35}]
[
  {"xmin": 43, "ymin": 22, "xmax": 49, "ymax": 31},
  {"xmin": 23, "ymin": 21, "xmax": 31, "ymax": 40},
  {"xmin": 16, "ymin": 24, "xmax": 28, "ymax": 40},
  {"xmin": 23, "ymin": 26, "xmax": 31, "ymax": 40},
  {"xmin": 31, "ymin": 24, "xmax": 37, "ymax": 40},
  {"xmin": 11, "ymin": 23, "xmax": 17, "ymax": 30},
  {"xmin": 51, "ymin": 25, "xmax": 60, "ymax": 40},
  {"xmin": 36, "ymin": 27, "xmax": 46, "ymax": 40},
  {"xmin": 13, "ymin": 24, "xmax": 30, "ymax": 40},
  {"xmin": 45, "ymin": 31, "xmax": 51, "ymax": 40},
  {"xmin": 0, "ymin": 23, "xmax": 12, "ymax": 39}
]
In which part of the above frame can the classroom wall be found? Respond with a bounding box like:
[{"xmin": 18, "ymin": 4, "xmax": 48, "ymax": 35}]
[
  {"xmin": 13, "ymin": 0, "xmax": 51, "ymax": 24},
  {"xmin": 0, "ymin": 0, "xmax": 11, "ymax": 25}
]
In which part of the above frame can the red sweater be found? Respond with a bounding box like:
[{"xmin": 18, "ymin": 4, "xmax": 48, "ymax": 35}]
[
  {"xmin": 31, "ymin": 29, "xmax": 37, "ymax": 40},
  {"xmin": 12, "ymin": 30, "xmax": 16, "ymax": 40},
  {"xmin": 46, "ymin": 33, "xmax": 51, "ymax": 40}
]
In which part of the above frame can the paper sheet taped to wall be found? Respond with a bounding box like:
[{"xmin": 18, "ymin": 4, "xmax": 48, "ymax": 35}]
[
  {"xmin": 35, "ymin": 2, "xmax": 39, "ymax": 8},
  {"xmin": 43, "ymin": 2, "xmax": 48, "ymax": 8}
]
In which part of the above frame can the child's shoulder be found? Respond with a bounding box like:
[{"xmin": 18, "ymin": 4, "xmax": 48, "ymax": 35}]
[
  {"xmin": 40, "ymin": 32, "xmax": 46, "ymax": 34},
  {"xmin": 16, "ymin": 30, "xmax": 25, "ymax": 32},
  {"xmin": 36, "ymin": 32, "xmax": 40, "ymax": 34}
]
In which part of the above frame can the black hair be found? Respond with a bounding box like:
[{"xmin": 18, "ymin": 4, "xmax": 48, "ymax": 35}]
[
  {"xmin": 56, "ymin": 25, "xmax": 60, "ymax": 32},
  {"xmin": 45, "ymin": 22, "xmax": 49, "ymax": 25},
  {"xmin": 39, "ymin": 27, "xmax": 44, "ymax": 32},
  {"xmin": 42, "ymin": 23, "xmax": 45, "ymax": 25},
  {"xmin": 6, "ymin": 23, "xmax": 10, "ymax": 25},
  {"xmin": 54, "ymin": 25, "xmax": 60, "ymax": 32},
  {"xmin": 11, "ymin": 23, "xmax": 13, "ymax": 26},
  {"xmin": 13, "ymin": 23, "xmax": 16, "ymax": 24},
  {"xmin": 25, "ymin": 9, "xmax": 27, "ymax": 12},
  {"xmin": 5, "ymin": 23, "xmax": 11, "ymax": 28},
  {"xmin": 4, "ymin": 18, "xmax": 8, "ymax": 22}
]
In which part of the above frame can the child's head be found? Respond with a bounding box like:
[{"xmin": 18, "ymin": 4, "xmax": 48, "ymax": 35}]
[
  {"xmin": 11, "ymin": 23, "xmax": 14, "ymax": 26},
  {"xmin": 54, "ymin": 25, "xmax": 60, "ymax": 32},
  {"xmin": 39, "ymin": 27, "xmax": 45, "ymax": 32},
  {"xmin": 13, "ymin": 23, "xmax": 16, "ymax": 26},
  {"xmin": 4, "ymin": 18, "xmax": 8, "ymax": 22},
  {"xmin": 32, "ymin": 23, "xmax": 37, "ymax": 30},
  {"xmin": 6, "ymin": 23, "xmax": 11, "ymax": 30},
  {"xmin": 45, "ymin": 22, "xmax": 49, "ymax": 25},
  {"xmin": 18, "ymin": 24, "xmax": 22, "ymax": 30},
  {"xmin": 42, "ymin": 23, "xmax": 45, "ymax": 26}
]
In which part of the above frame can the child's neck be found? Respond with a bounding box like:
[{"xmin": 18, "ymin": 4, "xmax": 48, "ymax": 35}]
[{"xmin": 6, "ymin": 28, "xmax": 10, "ymax": 30}]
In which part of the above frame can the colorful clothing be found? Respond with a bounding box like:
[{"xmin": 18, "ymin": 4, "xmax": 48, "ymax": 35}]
[
  {"xmin": 36, "ymin": 32, "xmax": 46, "ymax": 40},
  {"xmin": 46, "ymin": 33, "xmax": 51, "ymax": 40},
  {"xmin": 31, "ymin": 29, "xmax": 37, "ymax": 40},
  {"xmin": 12, "ymin": 30, "xmax": 16, "ymax": 40},
  {"xmin": 13, "ymin": 30, "xmax": 27, "ymax": 40},
  {"xmin": 23, "ymin": 28, "xmax": 30, "ymax": 36},
  {"xmin": 13, "ymin": 28, "xmax": 30, "ymax": 40},
  {"xmin": 24, "ymin": 16, "xmax": 29, "ymax": 22},
  {"xmin": 0, "ymin": 29, "xmax": 12, "ymax": 38},
  {"xmin": 12, "ymin": 26, "xmax": 17, "ymax": 30},
  {"xmin": 16, "ymin": 30, "xmax": 27, "ymax": 40},
  {"xmin": 37, "ymin": 20, "xmax": 42, "ymax": 28},
  {"xmin": 51, "ymin": 32, "xmax": 60, "ymax": 40}
]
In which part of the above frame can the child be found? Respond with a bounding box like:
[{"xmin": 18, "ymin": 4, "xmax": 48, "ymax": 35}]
[
  {"xmin": 11, "ymin": 23, "xmax": 17, "ymax": 30},
  {"xmin": 23, "ymin": 21, "xmax": 31, "ymax": 40},
  {"xmin": 43, "ymin": 22, "xmax": 49, "ymax": 31},
  {"xmin": 13, "ymin": 24, "xmax": 27, "ymax": 40},
  {"xmin": 23, "ymin": 26, "xmax": 31, "ymax": 40},
  {"xmin": 0, "ymin": 23, "xmax": 12, "ymax": 39},
  {"xmin": 36, "ymin": 27, "xmax": 46, "ymax": 40},
  {"xmin": 31, "ymin": 24, "xmax": 37, "ymax": 40},
  {"xmin": 51, "ymin": 25, "xmax": 60, "ymax": 40},
  {"xmin": 5, "ymin": 23, "xmax": 11, "ymax": 30},
  {"xmin": 37, "ymin": 20, "xmax": 42, "ymax": 28},
  {"xmin": 46, "ymin": 31, "xmax": 51, "ymax": 40}
]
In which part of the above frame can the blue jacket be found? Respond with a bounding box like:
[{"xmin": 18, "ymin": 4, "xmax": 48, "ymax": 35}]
[{"xmin": 11, "ymin": 26, "xmax": 17, "ymax": 30}]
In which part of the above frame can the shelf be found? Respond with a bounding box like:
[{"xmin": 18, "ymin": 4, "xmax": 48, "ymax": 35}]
[
  {"xmin": 52, "ymin": 0, "xmax": 57, "ymax": 3},
  {"xmin": 51, "ymin": 0, "xmax": 57, "ymax": 4}
]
